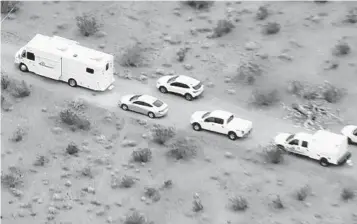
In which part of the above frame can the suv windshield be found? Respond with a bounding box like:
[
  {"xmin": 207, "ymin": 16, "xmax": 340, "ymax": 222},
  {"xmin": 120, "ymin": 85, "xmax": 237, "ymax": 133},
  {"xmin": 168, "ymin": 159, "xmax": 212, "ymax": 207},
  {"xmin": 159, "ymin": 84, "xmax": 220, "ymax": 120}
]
[
  {"xmin": 286, "ymin": 134, "xmax": 295, "ymax": 142},
  {"xmin": 227, "ymin": 115, "xmax": 234, "ymax": 124},
  {"xmin": 130, "ymin": 95, "xmax": 141, "ymax": 101},
  {"xmin": 153, "ymin": 100, "xmax": 163, "ymax": 107},
  {"xmin": 202, "ymin": 112, "xmax": 211, "ymax": 119},
  {"xmin": 168, "ymin": 75, "xmax": 179, "ymax": 83},
  {"xmin": 193, "ymin": 82, "xmax": 202, "ymax": 90}
]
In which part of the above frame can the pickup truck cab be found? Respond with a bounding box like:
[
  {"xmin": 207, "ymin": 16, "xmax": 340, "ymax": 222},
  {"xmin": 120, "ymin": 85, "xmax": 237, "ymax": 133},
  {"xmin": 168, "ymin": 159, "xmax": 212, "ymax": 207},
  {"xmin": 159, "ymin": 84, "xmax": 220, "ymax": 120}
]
[
  {"xmin": 190, "ymin": 110, "xmax": 253, "ymax": 140},
  {"xmin": 274, "ymin": 130, "xmax": 352, "ymax": 167}
]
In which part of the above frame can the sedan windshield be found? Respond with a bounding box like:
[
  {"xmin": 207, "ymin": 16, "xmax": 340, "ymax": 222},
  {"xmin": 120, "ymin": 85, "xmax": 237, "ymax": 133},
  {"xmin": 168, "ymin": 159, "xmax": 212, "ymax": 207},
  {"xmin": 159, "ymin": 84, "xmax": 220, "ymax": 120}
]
[
  {"xmin": 153, "ymin": 100, "xmax": 164, "ymax": 107},
  {"xmin": 286, "ymin": 134, "xmax": 295, "ymax": 142},
  {"xmin": 168, "ymin": 75, "xmax": 179, "ymax": 83},
  {"xmin": 130, "ymin": 95, "xmax": 141, "ymax": 101},
  {"xmin": 202, "ymin": 112, "xmax": 211, "ymax": 119},
  {"xmin": 227, "ymin": 115, "xmax": 234, "ymax": 124}
]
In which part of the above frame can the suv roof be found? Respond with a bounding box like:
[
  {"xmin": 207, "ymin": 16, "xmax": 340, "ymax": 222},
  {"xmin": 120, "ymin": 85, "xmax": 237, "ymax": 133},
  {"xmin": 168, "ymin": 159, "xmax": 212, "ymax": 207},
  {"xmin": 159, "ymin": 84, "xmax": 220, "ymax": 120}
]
[{"xmin": 176, "ymin": 75, "xmax": 199, "ymax": 86}]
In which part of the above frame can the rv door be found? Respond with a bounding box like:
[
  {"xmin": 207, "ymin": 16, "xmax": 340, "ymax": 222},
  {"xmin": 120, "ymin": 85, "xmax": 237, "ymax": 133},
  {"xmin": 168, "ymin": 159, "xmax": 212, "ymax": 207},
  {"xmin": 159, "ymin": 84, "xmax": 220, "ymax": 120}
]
[
  {"xmin": 37, "ymin": 56, "xmax": 62, "ymax": 80},
  {"xmin": 24, "ymin": 51, "xmax": 37, "ymax": 73}
]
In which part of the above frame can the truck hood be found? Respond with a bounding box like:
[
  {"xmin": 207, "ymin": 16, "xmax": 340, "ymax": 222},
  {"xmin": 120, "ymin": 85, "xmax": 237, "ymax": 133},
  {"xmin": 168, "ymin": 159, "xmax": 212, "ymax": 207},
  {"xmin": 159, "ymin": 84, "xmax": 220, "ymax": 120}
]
[
  {"xmin": 341, "ymin": 125, "xmax": 357, "ymax": 136},
  {"xmin": 156, "ymin": 75, "xmax": 172, "ymax": 85},
  {"xmin": 274, "ymin": 133, "xmax": 291, "ymax": 145},
  {"xmin": 227, "ymin": 118, "xmax": 252, "ymax": 131},
  {"xmin": 190, "ymin": 111, "xmax": 209, "ymax": 122}
]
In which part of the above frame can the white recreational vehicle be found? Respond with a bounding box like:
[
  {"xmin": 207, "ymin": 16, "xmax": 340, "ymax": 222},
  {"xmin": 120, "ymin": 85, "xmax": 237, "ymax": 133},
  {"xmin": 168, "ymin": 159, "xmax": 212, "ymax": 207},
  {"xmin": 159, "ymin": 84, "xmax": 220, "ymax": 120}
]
[{"xmin": 14, "ymin": 34, "xmax": 115, "ymax": 91}]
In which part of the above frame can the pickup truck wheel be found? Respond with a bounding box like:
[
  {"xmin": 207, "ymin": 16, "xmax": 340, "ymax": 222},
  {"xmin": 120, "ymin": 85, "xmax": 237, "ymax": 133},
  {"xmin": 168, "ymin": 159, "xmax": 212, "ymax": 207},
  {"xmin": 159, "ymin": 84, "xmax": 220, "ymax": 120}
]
[
  {"xmin": 68, "ymin": 79, "xmax": 77, "ymax": 87},
  {"xmin": 192, "ymin": 123, "xmax": 201, "ymax": 131},
  {"xmin": 228, "ymin": 131, "xmax": 237, "ymax": 141},
  {"xmin": 159, "ymin": 86, "xmax": 168, "ymax": 93},
  {"xmin": 121, "ymin": 104, "xmax": 128, "ymax": 111},
  {"xmin": 184, "ymin": 93, "xmax": 193, "ymax": 101},
  {"xmin": 319, "ymin": 158, "xmax": 329, "ymax": 167},
  {"xmin": 19, "ymin": 63, "xmax": 28, "ymax": 72},
  {"xmin": 148, "ymin": 112, "xmax": 155, "ymax": 119}
]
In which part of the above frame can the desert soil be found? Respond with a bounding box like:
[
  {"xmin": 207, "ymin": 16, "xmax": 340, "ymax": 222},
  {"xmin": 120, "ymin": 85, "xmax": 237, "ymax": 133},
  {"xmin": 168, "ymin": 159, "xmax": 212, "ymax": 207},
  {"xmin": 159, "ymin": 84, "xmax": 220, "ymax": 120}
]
[{"xmin": 1, "ymin": 1, "xmax": 357, "ymax": 224}]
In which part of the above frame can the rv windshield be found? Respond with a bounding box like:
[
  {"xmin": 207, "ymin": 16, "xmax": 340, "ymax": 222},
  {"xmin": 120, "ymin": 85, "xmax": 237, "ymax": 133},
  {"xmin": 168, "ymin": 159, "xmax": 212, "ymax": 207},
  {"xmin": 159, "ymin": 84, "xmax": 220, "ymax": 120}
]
[
  {"xmin": 286, "ymin": 134, "xmax": 295, "ymax": 142},
  {"xmin": 168, "ymin": 75, "xmax": 179, "ymax": 83},
  {"xmin": 130, "ymin": 95, "xmax": 141, "ymax": 101}
]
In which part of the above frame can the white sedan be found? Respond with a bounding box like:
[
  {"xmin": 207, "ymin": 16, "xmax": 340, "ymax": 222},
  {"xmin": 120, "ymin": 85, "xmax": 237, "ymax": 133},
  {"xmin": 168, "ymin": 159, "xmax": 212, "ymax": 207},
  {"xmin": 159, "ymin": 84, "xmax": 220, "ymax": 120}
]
[
  {"xmin": 156, "ymin": 75, "xmax": 204, "ymax": 101},
  {"xmin": 341, "ymin": 125, "xmax": 357, "ymax": 145},
  {"xmin": 118, "ymin": 94, "xmax": 168, "ymax": 119},
  {"xmin": 190, "ymin": 110, "xmax": 253, "ymax": 140}
]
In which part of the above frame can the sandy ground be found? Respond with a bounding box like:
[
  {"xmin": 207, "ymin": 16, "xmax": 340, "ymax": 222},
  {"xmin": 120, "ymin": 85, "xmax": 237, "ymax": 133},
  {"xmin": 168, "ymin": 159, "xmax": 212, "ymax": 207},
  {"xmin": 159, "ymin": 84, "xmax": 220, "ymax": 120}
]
[{"xmin": 1, "ymin": 1, "xmax": 357, "ymax": 224}]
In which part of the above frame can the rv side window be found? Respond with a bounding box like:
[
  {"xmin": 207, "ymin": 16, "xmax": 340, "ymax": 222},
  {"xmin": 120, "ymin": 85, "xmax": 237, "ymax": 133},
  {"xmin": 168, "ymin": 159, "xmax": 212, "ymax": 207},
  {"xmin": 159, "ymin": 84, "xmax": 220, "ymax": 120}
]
[
  {"xmin": 301, "ymin": 141, "xmax": 308, "ymax": 148},
  {"xmin": 86, "ymin": 68, "xmax": 94, "ymax": 74},
  {"xmin": 106, "ymin": 63, "xmax": 109, "ymax": 71},
  {"xmin": 27, "ymin": 52, "xmax": 35, "ymax": 61}
]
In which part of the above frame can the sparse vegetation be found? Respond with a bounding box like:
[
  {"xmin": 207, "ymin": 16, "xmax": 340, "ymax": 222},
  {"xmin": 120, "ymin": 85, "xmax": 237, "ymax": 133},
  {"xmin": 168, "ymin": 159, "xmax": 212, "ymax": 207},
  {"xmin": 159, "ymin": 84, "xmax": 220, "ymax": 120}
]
[
  {"xmin": 120, "ymin": 175, "xmax": 136, "ymax": 188},
  {"xmin": 120, "ymin": 43, "xmax": 144, "ymax": 67},
  {"xmin": 1, "ymin": 75, "xmax": 10, "ymax": 90},
  {"xmin": 1, "ymin": 1, "xmax": 20, "ymax": 14},
  {"xmin": 124, "ymin": 211, "xmax": 146, "ymax": 224},
  {"xmin": 1, "ymin": 166, "xmax": 24, "ymax": 189},
  {"xmin": 341, "ymin": 187, "xmax": 355, "ymax": 201},
  {"xmin": 76, "ymin": 13, "xmax": 100, "ymax": 36},
  {"xmin": 263, "ymin": 144, "xmax": 284, "ymax": 164},
  {"xmin": 212, "ymin": 19, "xmax": 235, "ymax": 38},
  {"xmin": 272, "ymin": 195, "xmax": 284, "ymax": 209},
  {"xmin": 33, "ymin": 155, "xmax": 49, "ymax": 166},
  {"xmin": 345, "ymin": 7, "xmax": 357, "ymax": 24},
  {"xmin": 235, "ymin": 60, "xmax": 263, "ymax": 85},
  {"xmin": 150, "ymin": 124, "xmax": 176, "ymax": 145},
  {"xmin": 10, "ymin": 126, "xmax": 27, "ymax": 142},
  {"xmin": 11, "ymin": 80, "xmax": 31, "ymax": 98},
  {"xmin": 66, "ymin": 142, "xmax": 79, "ymax": 155},
  {"xmin": 144, "ymin": 187, "xmax": 161, "ymax": 202},
  {"xmin": 263, "ymin": 22, "xmax": 281, "ymax": 35},
  {"xmin": 59, "ymin": 108, "xmax": 91, "ymax": 130},
  {"xmin": 229, "ymin": 196, "xmax": 248, "ymax": 211},
  {"xmin": 132, "ymin": 148, "xmax": 152, "ymax": 163},
  {"xmin": 256, "ymin": 5, "xmax": 269, "ymax": 20},
  {"xmin": 80, "ymin": 165, "xmax": 94, "ymax": 178},
  {"xmin": 295, "ymin": 185, "xmax": 311, "ymax": 201},
  {"xmin": 251, "ymin": 89, "xmax": 280, "ymax": 107},
  {"xmin": 167, "ymin": 136, "xmax": 198, "ymax": 160},
  {"xmin": 333, "ymin": 41, "xmax": 351, "ymax": 56},
  {"xmin": 192, "ymin": 196, "xmax": 204, "ymax": 212},
  {"xmin": 183, "ymin": 1, "xmax": 213, "ymax": 10}
]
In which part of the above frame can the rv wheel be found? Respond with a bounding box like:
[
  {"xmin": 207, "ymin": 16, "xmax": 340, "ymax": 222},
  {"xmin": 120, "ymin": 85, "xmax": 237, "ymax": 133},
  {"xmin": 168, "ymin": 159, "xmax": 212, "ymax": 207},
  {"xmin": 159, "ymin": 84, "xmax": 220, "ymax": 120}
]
[
  {"xmin": 319, "ymin": 158, "xmax": 329, "ymax": 167},
  {"xmin": 19, "ymin": 63, "xmax": 28, "ymax": 72},
  {"xmin": 68, "ymin": 79, "xmax": 77, "ymax": 87}
]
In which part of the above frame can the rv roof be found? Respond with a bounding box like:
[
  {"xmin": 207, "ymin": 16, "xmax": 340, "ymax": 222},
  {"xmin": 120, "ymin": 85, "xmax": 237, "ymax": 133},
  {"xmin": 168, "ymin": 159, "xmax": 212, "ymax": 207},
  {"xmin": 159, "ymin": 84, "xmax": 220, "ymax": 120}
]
[{"xmin": 26, "ymin": 34, "xmax": 113, "ymax": 67}]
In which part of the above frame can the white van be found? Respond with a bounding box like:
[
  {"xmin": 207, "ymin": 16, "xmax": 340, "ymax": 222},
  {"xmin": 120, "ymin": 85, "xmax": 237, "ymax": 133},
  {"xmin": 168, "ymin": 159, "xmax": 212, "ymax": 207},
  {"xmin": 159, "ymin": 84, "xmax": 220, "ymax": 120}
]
[
  {"xmin": 274, "ymin": 130, "xmax": 352, "ymax": 167},
  {"xmin": 14, "ymin": 34, "xmax": 115, "ymax": 91}
]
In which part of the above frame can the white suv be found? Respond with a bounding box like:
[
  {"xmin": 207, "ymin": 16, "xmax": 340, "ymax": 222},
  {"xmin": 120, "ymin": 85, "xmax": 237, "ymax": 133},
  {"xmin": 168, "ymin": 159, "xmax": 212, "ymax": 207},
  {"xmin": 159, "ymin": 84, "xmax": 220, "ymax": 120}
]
[
  {"xmin": 190, "ymin": 110, "xmax": 253, "ymax": 140},
  {"xmin": 156, "ymin": 75, "xmax": 204, "ymax": 101}
]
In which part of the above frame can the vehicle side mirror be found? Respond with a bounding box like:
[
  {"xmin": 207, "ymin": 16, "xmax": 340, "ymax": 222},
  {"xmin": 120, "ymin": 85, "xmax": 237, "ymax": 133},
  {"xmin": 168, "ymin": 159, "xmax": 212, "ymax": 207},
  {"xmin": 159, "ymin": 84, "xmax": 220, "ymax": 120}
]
[{"xmin": 21, "ymin": 50, "xmax": 26, "ymax": 58}]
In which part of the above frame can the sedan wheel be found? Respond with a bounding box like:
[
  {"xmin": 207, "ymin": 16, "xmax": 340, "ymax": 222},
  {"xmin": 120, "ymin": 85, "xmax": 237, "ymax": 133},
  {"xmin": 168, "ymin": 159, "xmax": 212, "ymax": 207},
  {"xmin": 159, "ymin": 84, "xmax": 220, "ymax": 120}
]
[
  {"xmin": 228, "ymin": 132, "xmax": 237, "ymax": 141},
  {"xmin": 192, "ymin": 123, "xmax": 201, "ymax": 131},
  {"xmin": 148, "ymin": 112, "xmax": 155, "ymax": 119},
  {"xmin": 121, "ymin": 104, "xmax": 128, "ymax": 111},
  {"xmin": 159, "ymin": 86, "xmax": 168, "ymax": 93}
]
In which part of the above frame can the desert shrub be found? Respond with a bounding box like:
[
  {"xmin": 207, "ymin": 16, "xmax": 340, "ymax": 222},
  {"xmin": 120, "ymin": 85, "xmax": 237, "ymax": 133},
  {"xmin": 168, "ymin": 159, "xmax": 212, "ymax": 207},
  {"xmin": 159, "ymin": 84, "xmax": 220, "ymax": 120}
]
[
  {"xmin": 33, "ymin": 155, "xmax": 49, "ymax": 166},
  {"xmin": 256, "ymin": 5, "xmax": 269, "ymax": 20},
  {"xmin": 345, "ymin": 7, "xmax": 357, "ymax": 23},
  {"xmin": 333, "ymin": 41, "xmax": 351, "ymax": 56},
  {"xmin": 272, "ymin": 195, "xmax": 284, "ymax": 209},
  {"xmin": 251, "ymin": 89, "xmax": 280, "ymax": 107},
  {"xmin": 1, "ymin": 167, "xmax": 24, "ymax": 189},
  {"xmin": 120, "ymin": 43, "xmax": 143, "ymax": 67},
  {"xmin": 167, "ymin": 137, "xmax": 198, "ymax": 160},
  {"xmin": 263, "ymin": 22, "xmax": 281, "ymax": 35},
  {"xmin": 341, "ymin": 188, "xmax": 355, "ymax": 201},
  {"xmin": 321, "ymin": 82, "xmax": 344, "ymax": 103},
  {"xmin": 263, "ymin": 144, "xmax": 284, "ymax": 164},
  {"xmin": 229, "ymin": 196, "xmax": 248, "ymax": 211},
  {"xmin": 132, "ymin": 148, "xmax": 152, "ymax": 163},
  {"xmin": 1, "ymin": 1, "xmax": 20, "ymax": 14},
  {"xmin": 295, "ymin": 185, "xmax": 311, "ymax": 201},
  {"xmin": 59, "ymin": 108, "xmax": 91, "ymax": 130},
  {"xmin": 124, "ymin": 211, "xmax": 146, "ymax": 224},
  {"xmin": 11, "ymin": 80, "xmax": 31, "ymax": 98},
  {"xmin": 76, "ymin": 14, "xmax": 100, "ymax": 37},
  {"xmin": 144, "ymin": 187, "xmax": 161, "ymax": 202},
  {"xmin": 287, "ymin": 80, "xmax": 319, "ymax": 100},
  {"xmin": 11, "ymin": 126, "xmax": 27, "ymax": 142},
  {"xmin": 120, "ymin": 175, "xmax": 136, "ymax": 188},
  {"xmin": 66, "ymin": 142, "xmax": 79, "ymax": 155},
  {"xmin": 183, "ymin": 1, "xmax": 213, "ymax": 10},
  {"xmin": 1, "ymin": 75, "xmax": 10, "ymax": 90},
  {"xmin": 235, "ymin": 61, "xmax": 263, "ymax": 85},
  {"xmin": 150, "ymin": 124, "xmax": 176, "ymax": 145},
  {"xmin": 80, "ymin": 165, "xmax": 94, "ymax": 178},
  {"xmin": 68, "ymin": 99, "xmax": 87, "ymax": 111},
  {"xmin": 163, "ymin": 180, "xmax": 173, "ymax": 188},
  {"xmin": 212, "ymin": 19, "xmax": 235, "ymax": 38},
  {"xmin": 193, "ymin": 198, "xmax": 204, "ymax": 212}
]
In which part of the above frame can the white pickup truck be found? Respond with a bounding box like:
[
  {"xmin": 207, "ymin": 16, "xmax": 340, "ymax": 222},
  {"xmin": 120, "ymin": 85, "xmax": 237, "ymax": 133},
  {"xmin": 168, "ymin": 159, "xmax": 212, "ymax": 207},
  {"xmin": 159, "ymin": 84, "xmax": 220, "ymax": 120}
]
[{"xmin": 274, "ymin": 130, "xmax": 352, "ymax": 167}]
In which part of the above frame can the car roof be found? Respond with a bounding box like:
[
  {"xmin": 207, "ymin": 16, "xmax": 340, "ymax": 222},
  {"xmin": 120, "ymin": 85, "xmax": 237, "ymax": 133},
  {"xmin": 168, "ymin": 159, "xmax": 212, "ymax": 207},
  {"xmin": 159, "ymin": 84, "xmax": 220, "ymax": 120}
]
[
  {"xmin": 210, "ymin": 110, "xmax": 233, "ymax": 119},
  {"xmin": 138, "ymin": 94, "xmax": 158, "ymax": 104},
  {"xmin": 295, "ymin": 132, "xmax": 313, "ymax": 141},
  {"xmin": 176, "ymin": 75, "xmax": 199, "ymax": 85}
]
